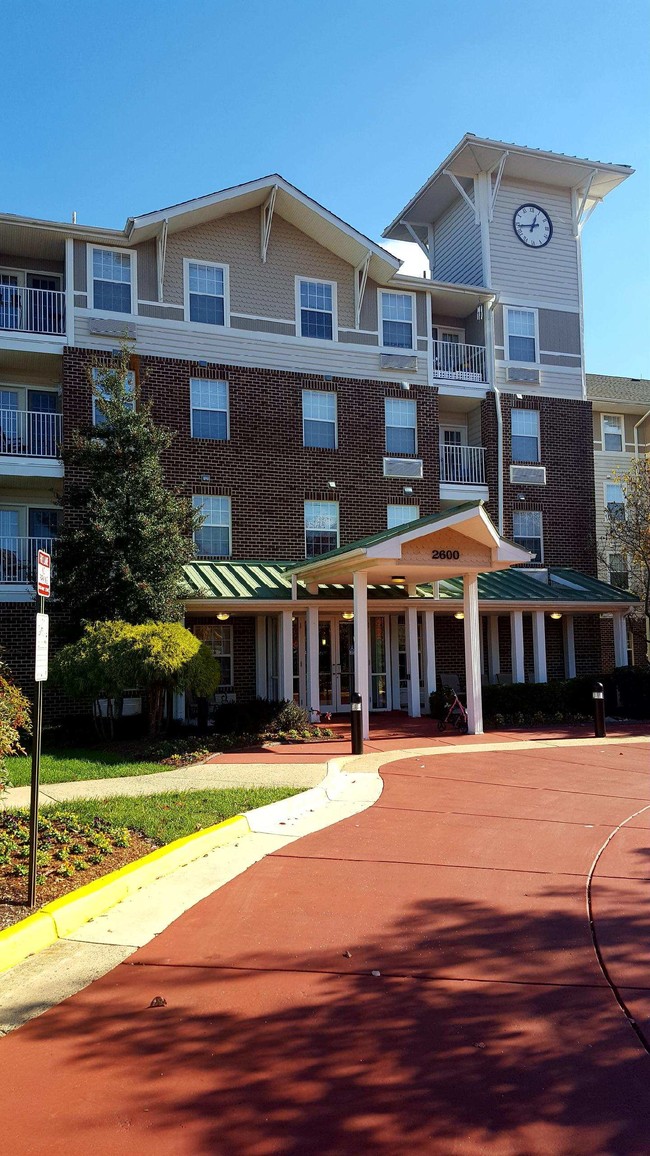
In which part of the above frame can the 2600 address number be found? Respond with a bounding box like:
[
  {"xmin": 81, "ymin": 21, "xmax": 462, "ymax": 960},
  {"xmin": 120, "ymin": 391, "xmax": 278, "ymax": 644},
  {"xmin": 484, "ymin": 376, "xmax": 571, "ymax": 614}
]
[{"xmin": 431, "ymin": 549, "xmax": 460, "ymax": 560}]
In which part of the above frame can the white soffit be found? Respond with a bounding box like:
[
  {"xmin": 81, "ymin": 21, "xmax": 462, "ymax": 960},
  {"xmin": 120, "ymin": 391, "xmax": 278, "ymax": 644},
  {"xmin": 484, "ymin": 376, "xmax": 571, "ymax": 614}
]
[{"xmin": 384, "ymin": 133, "xmax": 634, "ymax": 240}]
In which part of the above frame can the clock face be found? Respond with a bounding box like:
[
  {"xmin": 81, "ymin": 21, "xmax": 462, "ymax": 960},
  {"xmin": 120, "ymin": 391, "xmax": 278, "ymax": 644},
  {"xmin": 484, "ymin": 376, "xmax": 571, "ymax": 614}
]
[{"xmin": 513, "ymin": 203, "xmax": 553, "ymax": 248}]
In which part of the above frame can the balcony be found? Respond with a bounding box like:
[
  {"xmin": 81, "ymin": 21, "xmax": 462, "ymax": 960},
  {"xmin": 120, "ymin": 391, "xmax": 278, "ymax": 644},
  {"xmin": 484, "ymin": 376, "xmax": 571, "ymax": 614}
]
[
  {"xmin": 440, "ymin": 444, "xmax": 488, "ymax": 502},
  {"xmin": 0, "ymin": 285, "xmax": 66, "ymax": 336},
  {"xmin": 0, "ymin": 409, "xmax": 62, "ymax": 458},
  {"xmin": 0, "ymin": 536, "xmax": 54, "ymax": 584},
  {"xmin": 432, "ymin": 340, "xmax": 487, "ymax": 384}
]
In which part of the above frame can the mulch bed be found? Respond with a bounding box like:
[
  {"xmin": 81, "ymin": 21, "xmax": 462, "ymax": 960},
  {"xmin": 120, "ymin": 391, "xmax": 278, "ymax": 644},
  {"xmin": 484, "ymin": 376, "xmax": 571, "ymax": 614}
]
[{"xmin": 0, "ymin": 832, "xmax": 158, "ymax": 933}]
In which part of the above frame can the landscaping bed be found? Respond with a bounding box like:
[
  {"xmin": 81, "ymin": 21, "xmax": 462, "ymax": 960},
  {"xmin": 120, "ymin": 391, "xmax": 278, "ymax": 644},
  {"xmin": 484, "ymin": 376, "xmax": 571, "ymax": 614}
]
[{"xmin": 0, "ymin": 786, "xmax": 300, "ymax": 931}]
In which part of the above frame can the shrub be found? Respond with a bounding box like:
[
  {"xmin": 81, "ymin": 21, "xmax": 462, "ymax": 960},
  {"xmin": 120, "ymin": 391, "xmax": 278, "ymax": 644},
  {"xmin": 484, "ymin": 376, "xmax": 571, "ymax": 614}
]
[
  {"xmin": 0, "ymin": 672, "xmax": 31, "ymax": 797},
  {"xmin": 604, "ymin": 666, "xmax": 650, "ymax": 719},
  {"xmin": 481, "ymin": 677, "xmax": 596, "ymax": 724},
  {"xmin": 211, "ymin": 698, "xmax": 311, "ymax": 738}
]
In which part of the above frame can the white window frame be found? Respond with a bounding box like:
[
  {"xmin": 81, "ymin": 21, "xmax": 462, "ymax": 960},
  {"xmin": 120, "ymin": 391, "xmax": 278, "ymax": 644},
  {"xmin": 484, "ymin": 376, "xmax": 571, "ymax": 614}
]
[
  {"xmin": 88, "ymin": 245, "xmax": 137, "ymax": 315},
  {"xmin": 302, "ymin": 389, "xmax": 337, "ymax": 449},
  {"xmin": 504, "ymin": 306, "xmax": 539, "ymax": 365},
  {"xmin": 190, "ymin": 378, "xmax": 230, "ymax": 441},
  {"xmin": 385, "ymin": 396, "xmax": 417, "ymax": 456},
  {"xmin": 192, "ymin": 495, "xmax": 232, "ymax": 558},
  {"xmin": 607, "ymin": 551, "xmax": 629, "ymax": 590},
  {"xmin": 295, "ymin": 277, "xmax": 338, "ymax": 342},
  {"xmin": 304, "ymin": 500, "xmax": 339, "ymax": 557},
  {"xmin": 193, "ymin": 623, "xmax": 234, "ymax": 689},
  {"xmin": 378, "ymin": 289, "xmax": 416, "ymax": 352},
  {"xmin": 440, "ymin": 424, "xmax": 467, "ymax": 446},
  {"xmin": 601, "ymin": 413, "xmax": 624, "ymax": 453},
  {"xmin": 604, "ymin": 481, "xmax": 625, "ymax": 520},
  {"xmin": 91, "ymin": 367, "xmax": 135, "ymax": 427},
  {"xmin": 183, "ymin": 259, "xmax": 230, "ymax": 327},
  {"xmin": 387, "ymin": 504, "xmax": 420, "ymax": 529},
  {"xmin": 511, "ymin": 409, "xmax": 541, "ymax": 463},
  {"xmin": 435, "ymin": 325, "xmax": 465, "ymax": 344},
  {"xmin": 512, "ymin": 510, "xmax": 544, "ymax": 562}
]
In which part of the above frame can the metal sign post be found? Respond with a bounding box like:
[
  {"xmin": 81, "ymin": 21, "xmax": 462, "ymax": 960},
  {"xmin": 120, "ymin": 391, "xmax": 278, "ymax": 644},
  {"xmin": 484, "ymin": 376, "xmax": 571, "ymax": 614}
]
[{"xmin": 28, "ymin": 551, "xmax": 50, "ymax": 908}]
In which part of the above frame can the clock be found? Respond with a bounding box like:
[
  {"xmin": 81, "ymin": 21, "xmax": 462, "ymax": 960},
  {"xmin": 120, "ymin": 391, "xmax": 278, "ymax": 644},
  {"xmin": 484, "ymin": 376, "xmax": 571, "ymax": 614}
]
[{"xmin": 513, "ymin": 203, "xmax": 552, "ymax": 248}]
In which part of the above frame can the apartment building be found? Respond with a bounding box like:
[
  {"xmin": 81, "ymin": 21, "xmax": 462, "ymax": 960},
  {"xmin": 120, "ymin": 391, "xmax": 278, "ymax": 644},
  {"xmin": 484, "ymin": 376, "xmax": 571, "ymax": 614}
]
[
  {"xmin": 586, "ymin": 372, "xmax": 650, "ymax": 665},
  {"xmin": 0, "ymin": 135, "xmax": 638, "ymax": 734}
]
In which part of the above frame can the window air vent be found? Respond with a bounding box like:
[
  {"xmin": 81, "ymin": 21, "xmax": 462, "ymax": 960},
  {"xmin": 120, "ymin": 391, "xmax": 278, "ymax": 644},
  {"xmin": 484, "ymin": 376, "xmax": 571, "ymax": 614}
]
[
  {"xmin": 383, "ymin": 457, "xmax": 423, "ymax": 479},
  {"xmin": 380, "ymin": 353, "xmax": 417, "ymax": 371},
  {"xmin": 506, "ymin": 367, "xmax": 540, "ymax": 385},
  {"xmin": 510, "ymin": 465, "xmax": 547, "ymax": 485}
]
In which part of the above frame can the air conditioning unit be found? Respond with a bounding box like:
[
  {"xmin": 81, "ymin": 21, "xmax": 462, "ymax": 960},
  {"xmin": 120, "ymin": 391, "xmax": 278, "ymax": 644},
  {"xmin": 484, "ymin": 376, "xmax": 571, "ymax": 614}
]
[
  {"xmin": 507, "ymin": 367, "xmax": 540, "ymax": 385},
  {"xmin": 380, "ymin": 353, "xmax": 417, "ymax": 371},
  {"xmin": 383, "ymin": 457, "xmax": 423, "ymax": 479},
  {"xmin": 510, "ymin": 465, "xmax": 547, "ymax": 485}
]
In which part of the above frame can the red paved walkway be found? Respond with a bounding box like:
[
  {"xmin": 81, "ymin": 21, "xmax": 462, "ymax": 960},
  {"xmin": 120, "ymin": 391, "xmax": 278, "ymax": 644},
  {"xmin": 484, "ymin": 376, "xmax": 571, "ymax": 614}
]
[{"xmin": 3, "ymin": 739, "xmax": 650, "ymax": 1154}]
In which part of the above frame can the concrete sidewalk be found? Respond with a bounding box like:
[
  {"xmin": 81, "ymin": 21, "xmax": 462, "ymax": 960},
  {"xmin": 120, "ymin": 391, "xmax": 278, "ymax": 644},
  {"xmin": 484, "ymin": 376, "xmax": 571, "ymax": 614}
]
[{"xmin": 2, "ymin": 734, "xmax": 649, "ymax": 1154}]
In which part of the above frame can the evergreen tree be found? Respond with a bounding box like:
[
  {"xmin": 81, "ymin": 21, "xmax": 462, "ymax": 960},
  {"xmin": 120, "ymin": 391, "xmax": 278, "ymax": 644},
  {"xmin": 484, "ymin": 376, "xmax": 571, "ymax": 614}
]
[{"xmin": 54, "ymin": 346, "xmax": 201, "ymax": 628}]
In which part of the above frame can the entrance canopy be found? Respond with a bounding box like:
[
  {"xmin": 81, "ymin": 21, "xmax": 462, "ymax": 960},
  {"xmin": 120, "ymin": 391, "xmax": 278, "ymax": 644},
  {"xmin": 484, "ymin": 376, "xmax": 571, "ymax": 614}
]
[{"xmin": 287, "ymin": 501, "xmax": 530, "ymax": 588}]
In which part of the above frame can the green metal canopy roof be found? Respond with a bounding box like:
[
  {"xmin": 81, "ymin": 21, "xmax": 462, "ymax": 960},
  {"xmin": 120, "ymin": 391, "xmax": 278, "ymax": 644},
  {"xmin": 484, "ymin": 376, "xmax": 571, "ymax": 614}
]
[{"xmin": 183, "ymin": 560, "xmax": 637, "ymax": 606}]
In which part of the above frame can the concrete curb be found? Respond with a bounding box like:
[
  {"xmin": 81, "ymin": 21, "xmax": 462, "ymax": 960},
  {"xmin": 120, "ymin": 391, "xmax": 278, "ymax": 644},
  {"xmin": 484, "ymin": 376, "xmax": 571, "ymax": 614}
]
[{"xmin": 0, "ymin": 814, "xmax": 249, "ymax": 975}]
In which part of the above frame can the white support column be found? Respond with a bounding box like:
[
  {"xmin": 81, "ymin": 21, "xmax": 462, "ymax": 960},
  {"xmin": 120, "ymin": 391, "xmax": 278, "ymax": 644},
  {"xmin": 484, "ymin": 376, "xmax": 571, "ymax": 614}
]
[
  {"xmin": 487, "ymin": 616, "xmax": 500, "ymax": 684},
  {"xmin": 306, "ymin": 605, "xmax": 320, "ymax": 721},
  {"xmin": 406, "ymin": 605, "xmax": 421, "ymax": 718},
  {"xmin": 532, "ymin": 611, "xmax": 548, "ymax": 684},
  {"xmin": 463, "ymin": 574, "xmax": 483, "ymax": 734},
  {"xmin": 563, "ymin": 616, "xmax": 576, "ymax": 679},
  {"xmin": 279, "ymin": 610, "xmax": 294, "ymax": 701},
  {"xmin": 510, "ymin": 610, "xmax": 525, "ymax": 683},
  {"xmin": 353, "ymin": 571, "xmax": 369, "ymax": 740},
  {"xmin": 613, "ymin": 612, "xmax": 629, "ymax": 668},
  {"xmin": 423, "ymin": 610, "xmax": 437, "ymax": 699},
  {"xmin": 255, "ymin": 615, "xmax": 267, "ymax": 698}
]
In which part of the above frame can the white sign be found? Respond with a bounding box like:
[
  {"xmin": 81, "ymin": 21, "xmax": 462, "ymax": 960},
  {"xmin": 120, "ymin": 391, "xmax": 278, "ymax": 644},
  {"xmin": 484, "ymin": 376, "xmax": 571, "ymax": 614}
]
[
  {"xmin": 35, "ymin": 613, "xmax": 49, "ymax": 682},
  {"xmin": 37, "ymin": 550, "xmax": 51, "ymax": 598}
]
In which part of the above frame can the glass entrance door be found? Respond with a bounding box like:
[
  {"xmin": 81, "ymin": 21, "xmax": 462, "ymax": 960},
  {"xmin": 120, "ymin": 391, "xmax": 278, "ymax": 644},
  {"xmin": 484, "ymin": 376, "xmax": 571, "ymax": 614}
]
[
  {"xmin": 319, "ymin": 617, "xmax": 355, "ymax": 713},
  {"xmin": 369, "ymin": 615, "xmax": 389, "ymax": 709}
]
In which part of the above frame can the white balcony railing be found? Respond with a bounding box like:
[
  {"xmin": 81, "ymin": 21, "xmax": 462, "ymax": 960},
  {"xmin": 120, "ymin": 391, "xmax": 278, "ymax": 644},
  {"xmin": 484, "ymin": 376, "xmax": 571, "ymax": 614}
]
[
  {"xmin": 0, "ymin": 286, "xmax": 66, "ymax": 336},
  {"xmin": 0, "ymin": 537, "xmax": 54, "ymax": 583},
  {"xmin": 432, "ymin": 340, "xmax": 486, "ymax": 382},
  {"xmin": 0, "ymin": 409, "xmax": 62, "ymax": 457},
  {"xmin": 440, "ymin": 444, "xmax": 486, "ymax": 485}
]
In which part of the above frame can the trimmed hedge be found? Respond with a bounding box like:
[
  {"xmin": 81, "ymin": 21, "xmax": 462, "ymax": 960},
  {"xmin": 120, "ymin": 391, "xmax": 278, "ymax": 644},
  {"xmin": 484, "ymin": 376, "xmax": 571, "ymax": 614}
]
[{"xmin": 212, "ymin": 698, "xmax": 310, "ymax": 737}]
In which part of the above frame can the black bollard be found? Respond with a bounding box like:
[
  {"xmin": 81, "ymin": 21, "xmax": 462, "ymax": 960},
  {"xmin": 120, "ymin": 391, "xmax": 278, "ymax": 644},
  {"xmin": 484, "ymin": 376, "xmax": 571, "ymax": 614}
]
[
  {"xmin": 351, "ymin": 691, "xmax": 363, "ymax": 754},
  {"xmin": 592, "ymin": 681, "xmax": 606, "ymax": 738}
]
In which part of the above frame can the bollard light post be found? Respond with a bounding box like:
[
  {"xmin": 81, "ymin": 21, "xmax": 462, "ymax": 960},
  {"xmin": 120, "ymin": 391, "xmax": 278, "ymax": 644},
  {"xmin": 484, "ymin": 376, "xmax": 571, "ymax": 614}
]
[
  {"xmin": 351, "ymin": 691, "xmax": 363, "ymax": 755},
  {"xmin": 593, "ymin": 681, "xmax": 606, "ymax": 739}
]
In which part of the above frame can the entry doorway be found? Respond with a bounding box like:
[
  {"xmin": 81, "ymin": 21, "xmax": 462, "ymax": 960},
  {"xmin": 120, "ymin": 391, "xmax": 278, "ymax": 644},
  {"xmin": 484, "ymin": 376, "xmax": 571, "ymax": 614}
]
[{"xmin": 318, "ymin": 617, "xmax": 354, "ymax": 713}]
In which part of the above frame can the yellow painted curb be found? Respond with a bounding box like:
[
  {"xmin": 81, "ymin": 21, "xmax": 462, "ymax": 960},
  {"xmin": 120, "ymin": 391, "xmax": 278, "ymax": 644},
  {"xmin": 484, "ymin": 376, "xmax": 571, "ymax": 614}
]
[{"xmin": 0, "ymin": 813, "xmax": 250, "ymax": 973}]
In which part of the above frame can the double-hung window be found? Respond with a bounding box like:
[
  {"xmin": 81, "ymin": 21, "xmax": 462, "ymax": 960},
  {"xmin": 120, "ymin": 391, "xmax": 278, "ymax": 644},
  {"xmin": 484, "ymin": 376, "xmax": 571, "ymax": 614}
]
[
  {"xmin": 385, "ymin": 397, "xmax": 417, "ymax": 455},
  {"xmin": 511, "ymin": 409, "xmax": 540, "ymax": 462},
  {"xmin": 190, "ymin": 379, "xmax": 229, "ymax": 440},
  {"xmin": 298, "ymin": 280, "xmax": 335, "ymax": 340},
  {"xmin": 91, "ymin": 367, "xmax": 135, "ymax": 427},
  {"xmin": 91, "ymin": 247, "xmax": 134, "ymax": 314},
  {"xmin": 506, "ymin": 308, "xmax": 537, "ymax": 363},
  {"xmin": 513, "ymin": 510, "xmax": 543, "ymax": 561},
  {"xmin": 602, "ymin": 414, "xmax": 624, "ymax": 452},
  {"xmin": 387, "ymin": 504, "xmax": 420, "ymax": 529},
  {"xmin": 304, "ymin": 500, "xmax": 339, "ymax": 556},
  {"xmin": 186, "ymin": 261, "xmax": 227, "ymax": 326},
  {"xmin": 605, "ymin": 482, "xmax": 625, "ymax": 521},
  {"xmin": 380, "ymin": 291, "xmax": 414, "ymax": 349},
  {"xmin": 302, "ymin": 390, "xmax": 337, "ymax": 449},
  {"xmin": 192, "ymin": 495, "xmax": 231, "ymax": 557},
  {"xmin": 608, "ymin": 553, "xmax": 629, "ymax": 590},
  {"xmin": 193, "ymin": 623, "xmax": 233, "ymax": 688}
]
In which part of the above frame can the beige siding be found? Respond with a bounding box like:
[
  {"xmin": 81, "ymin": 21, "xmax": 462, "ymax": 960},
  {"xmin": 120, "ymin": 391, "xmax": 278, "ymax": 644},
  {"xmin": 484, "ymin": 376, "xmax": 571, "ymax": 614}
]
[
  {"xmin": 73, "ymin": 240, "xmax": 87, "ymax": 293},
  {"xmin": 489, "ymin": 179, "xmax": 579, "ymax": 308},
  {"xmin": 538, "ymin": 309, "xmax": 580, "ymax": 355},
  {"xmin": 432, "ymin": 195, "xmax": 483, "ymax": 286},
  {"xmin": 360, "ymin": 278, "xmax": 379, "ymax": 332},
  {"xmin": 494, "ymin": 361, "xmax": 583, "ymax": 400},
  {"xmin": 0, "ymin": 254, "xmax": 63, "ymax": 275},
  {"xmin": 162, "ymin": 207, "xmax": 355, "ymax": 327},
  {"xmin": 73, "ymin": 312, "xmax": 428, "ymax": 386}
]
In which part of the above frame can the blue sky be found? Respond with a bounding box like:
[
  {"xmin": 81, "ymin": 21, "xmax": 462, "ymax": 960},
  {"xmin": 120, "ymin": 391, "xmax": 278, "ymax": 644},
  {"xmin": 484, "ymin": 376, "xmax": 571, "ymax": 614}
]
[{"xmin": 5, "ymin": 0, "xmax": 649, "ymax": 376}]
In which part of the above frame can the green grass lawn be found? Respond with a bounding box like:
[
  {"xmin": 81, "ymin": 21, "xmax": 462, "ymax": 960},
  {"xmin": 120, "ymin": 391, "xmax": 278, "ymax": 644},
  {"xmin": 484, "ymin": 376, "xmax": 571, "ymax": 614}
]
[
  {"xmin": 7, "ymin": 749, "xmax": 171, "ymax": 788},
  {"xmin": 42, "ymin": 787, "xmax": 301, "ymax": 845}
]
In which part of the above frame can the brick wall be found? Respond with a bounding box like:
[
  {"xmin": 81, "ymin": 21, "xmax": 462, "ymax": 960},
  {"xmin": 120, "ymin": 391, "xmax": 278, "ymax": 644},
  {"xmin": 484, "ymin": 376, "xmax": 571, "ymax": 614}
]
[
  {"xmin": 481, "ymin": 392, "xmax": 598, "ymax": 575},
  {"xmin": 64, "ymin": 347, "xmax": 440, "ymax": 558}
]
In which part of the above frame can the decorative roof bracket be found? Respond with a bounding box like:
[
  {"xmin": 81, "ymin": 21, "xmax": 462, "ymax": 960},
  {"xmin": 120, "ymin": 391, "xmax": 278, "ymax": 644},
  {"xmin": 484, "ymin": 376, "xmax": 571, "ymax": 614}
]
[
  {"xmin": 443, "ymin": 169, "xmax": 479, "ymax": 224},
  {"xmin": 260, "ymin": 185, "xmax": 278, "ymax": 263},
  {"xmin": 156, "ymin": 218, "xmax": 168, "ymax": 302},
  {"xmin": 487, "ymin": 151, "xmax": 509, "ymax": 221},
  {"xmin": 354, "ymin": 251, "xmax": 371, "ymax": 329}
]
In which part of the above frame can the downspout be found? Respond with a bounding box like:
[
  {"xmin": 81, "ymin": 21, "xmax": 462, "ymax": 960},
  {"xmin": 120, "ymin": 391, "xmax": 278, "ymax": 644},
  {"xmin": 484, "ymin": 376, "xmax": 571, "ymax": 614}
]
[{"xmin": 486, "ymin": 295, "xmax": 504, "ymax": 534}]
